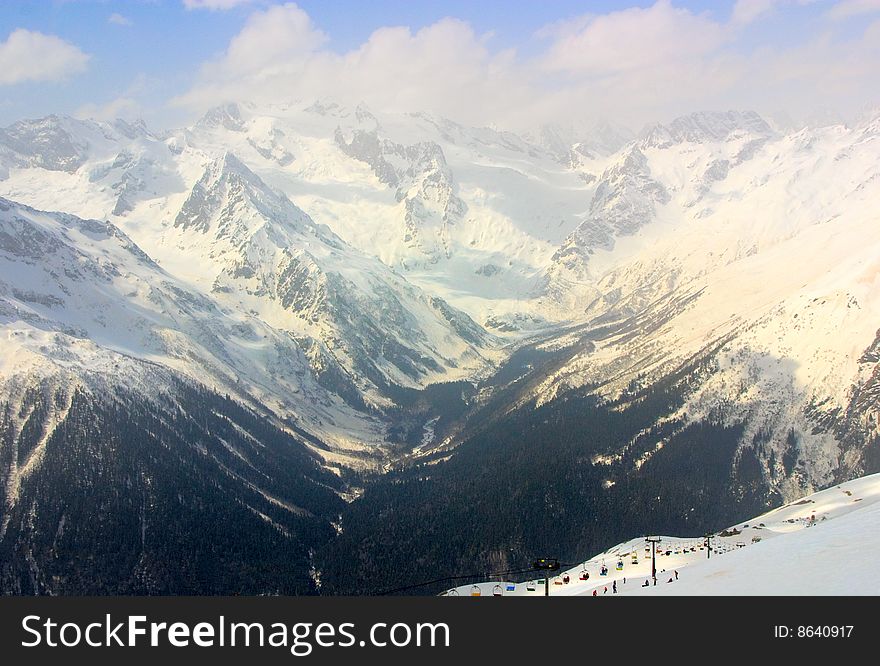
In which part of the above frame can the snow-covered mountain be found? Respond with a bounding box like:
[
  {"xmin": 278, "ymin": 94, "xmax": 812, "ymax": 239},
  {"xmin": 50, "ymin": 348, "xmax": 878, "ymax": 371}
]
[
  {"xmin": 163, "ymin": 150, "xmax": 493, "ymax": 397},
  {"xmin": 0, "ymin": 103, "xmax": 593, "ymax": 333},
  {"xmin": 546, "ymin": 111, "xmax": 776, "ymax": 302},
  {"xmin": 2, "ymin": 102, "xmax": 880, "ymax": 506},
  {"xmin": 0, "ymin": 196, "xmax": 384, "ymax": 457},
  {"xmin": 0, "ymin": 110, "xmax": 505, "ymax": 461},
  {"xmin": 521, "ymin": 111, "xmax": 880, "ymax": 494}
]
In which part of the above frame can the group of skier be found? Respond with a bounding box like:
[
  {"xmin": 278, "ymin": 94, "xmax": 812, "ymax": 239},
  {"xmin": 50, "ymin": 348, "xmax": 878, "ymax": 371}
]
[{"xmin": 592, "ymin": 570, "xmax": 679, "ymax": 595}]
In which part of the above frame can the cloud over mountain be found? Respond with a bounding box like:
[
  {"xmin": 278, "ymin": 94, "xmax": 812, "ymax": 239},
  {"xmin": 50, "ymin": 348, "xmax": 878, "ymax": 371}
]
[{"xmin": 0, "ymin": 29, "xmax": 89, "ymax": 86}]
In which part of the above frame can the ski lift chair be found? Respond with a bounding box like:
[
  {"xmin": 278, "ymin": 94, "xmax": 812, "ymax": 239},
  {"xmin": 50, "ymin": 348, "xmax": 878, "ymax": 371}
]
[{"xmin": 470, "ymin": 585, "xmax": 481, "ymax": 597}]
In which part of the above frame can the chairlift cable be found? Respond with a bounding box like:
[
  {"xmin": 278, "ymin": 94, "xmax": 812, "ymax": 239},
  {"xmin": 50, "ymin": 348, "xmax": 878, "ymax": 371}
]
[{"xmin": 374, "ymin": 562, "xmax": 578, "ymax": 596}]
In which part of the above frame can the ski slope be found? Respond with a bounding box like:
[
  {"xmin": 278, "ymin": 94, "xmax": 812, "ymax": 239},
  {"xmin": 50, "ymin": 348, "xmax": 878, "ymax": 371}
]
[{"xmin": 446, "ymin": 472, "xmax": 880, "ymax": 596}]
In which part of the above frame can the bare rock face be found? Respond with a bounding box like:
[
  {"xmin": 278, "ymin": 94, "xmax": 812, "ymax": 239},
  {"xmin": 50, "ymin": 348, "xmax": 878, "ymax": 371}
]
[{"xmin": 0, "ymin": 115, "xmax": 90, "ymax": 173}]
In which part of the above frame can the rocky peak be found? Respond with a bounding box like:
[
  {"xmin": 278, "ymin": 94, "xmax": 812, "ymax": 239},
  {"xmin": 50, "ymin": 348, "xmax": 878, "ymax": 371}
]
[
  {"xmin": 173, "ymin": 151, "xmax": 313, "ymax": 242},
  {"xmin": 197, "ymin": 103, "xmax": 247, "ymax": 132},
  {"xmin": 0, "ymin": 115, "xmax": 90, "ymax": 173},
  {"xmin": 641, "ymin": 110, "xmax": 774, "ymax": 148}
]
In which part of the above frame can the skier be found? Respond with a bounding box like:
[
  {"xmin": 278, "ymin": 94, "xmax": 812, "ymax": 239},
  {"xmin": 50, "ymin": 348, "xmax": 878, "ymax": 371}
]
[
  {"xmin": 592, "ymin": 589, "xmax": 597, "ymax": 597},
  {"xmin": 613, "ymin": 580, "xmax": 617, "ymax": 594},
  {"xmin": 604, "ymin": 586, "xmax": 608, "ymax": 594},
  {"xmin": 674, "ymin": 570, "xmax": 678, "ymax": 580},
  {"xmin": 642, "ymin": 580, "xmax": 649, "ymax": 587}
]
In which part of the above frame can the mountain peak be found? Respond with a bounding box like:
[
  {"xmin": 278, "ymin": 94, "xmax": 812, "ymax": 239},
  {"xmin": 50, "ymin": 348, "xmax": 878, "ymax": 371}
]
[
  {"xmin": 173, "ymin": 150, "xmax": 292, "ymax": 234},
  {"xmin": 215, "ymin": 150, "xmax": 251, "ymax": 177},
  {"xmin": 197, "ymin": 103, "xmax": 246, "ymax": 132},
  {"xmin": 110, "ymin": 118, "xmax": 153, "ymax": 140},
  {"xmin": 354, "ymin": 102, "xmax": 379, "ymax": 128},
  {"xmin": 641, "ymin": 110, "xmax": 774, "ymax": 147},
  {"xmin": 0, "ymin": 114, "xmax": 92, "ymax": 173}
]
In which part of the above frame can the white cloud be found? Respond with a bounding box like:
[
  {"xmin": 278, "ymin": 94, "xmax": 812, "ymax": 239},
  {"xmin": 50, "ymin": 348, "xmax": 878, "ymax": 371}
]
[
  {"xmin": 174, "ymin": 4, "xmax": 533, "ymax": 126},
  {"xmin": 827, "ymin": 0, "xmax": 880, "ymax": 20},
  {"xmin": 205, "ymin": 1, "xmax": 326, "ymax": 77},
  {"xmin": 76, "ymin": 96, "xmax": 140, "ymax": 121},
  {"xmin": 732, "ymin": 0, "xmax": 783, "ymax": 24},
  {"xmin": 541, "ymin": 1, "xmax": 728, "ymax": 74},
  {"xmin": 172, "ymin": 1, "xmax": 880, "ymax": 131},
  {"xmin": 108, "ymin": 13, "xmax": 133, "ymax": 27},
  {"xmin": 731, "ymin": 0, "xmax": 822, "ymax": 25},
  {"xmin": 0, "ymin": 29, "xmax": 90, "ymax": 86},
  {"xmin": 76, "ymin": 73, "xmax": 165, "ymax": 123},
  {"xmin": 183, "ymin": 0, "xmax": 254, "ymax": 10}
]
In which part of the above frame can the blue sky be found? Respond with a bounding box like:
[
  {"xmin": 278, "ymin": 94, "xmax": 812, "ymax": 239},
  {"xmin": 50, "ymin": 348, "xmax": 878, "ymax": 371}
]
[{"xmin": 1, "ymin": 1, "xmax": 878, "ymax": 130}]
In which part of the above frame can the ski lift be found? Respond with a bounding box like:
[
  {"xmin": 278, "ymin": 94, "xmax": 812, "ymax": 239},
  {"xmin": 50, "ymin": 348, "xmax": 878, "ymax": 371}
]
[
  {"xmin": 579, "ymin": 570, "xmax": 590, "ymax": 581},
  {"xmin": 506, "ymin": 583, "xmax": 516, "ymax": 592},
  {"xmin": 526, "ymin": 581, "xmax": 537, "ymax": 592},
  {"xmin": 562, "ymin": 574, "xmax": 570, "ymax": 584},
  {"xmin": 600, "ymin": 565, "xmax": 608, "ymax": 576},
  {"xmin": 470, "ymin": 585, "xmax": 481, "ymax": 597},
  {"xmin": 493, "ymin": 584, "xmax": 504, "ymax": 597},
  {"xmin": 616, "ymin": 560, "xmax": 624, "ymax": 570},
  {"xmin": 446, "ymin": 589, "xmax": 459, "ymax": 596}
]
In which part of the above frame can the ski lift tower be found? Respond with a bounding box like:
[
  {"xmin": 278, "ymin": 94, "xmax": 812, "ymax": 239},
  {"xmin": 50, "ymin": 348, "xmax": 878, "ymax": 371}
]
[
  {"xmin": 704, "ymin": 532, "xmax": 713, "ymax": 559},
  {"xmin": 533, "ymin": 558, "xmax": 560, "ymax": 597},
  {"xmin": 645, "ymin": 536, "xmax": 662, "ymax": 586}
]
